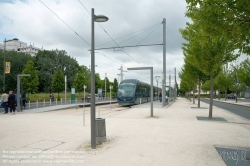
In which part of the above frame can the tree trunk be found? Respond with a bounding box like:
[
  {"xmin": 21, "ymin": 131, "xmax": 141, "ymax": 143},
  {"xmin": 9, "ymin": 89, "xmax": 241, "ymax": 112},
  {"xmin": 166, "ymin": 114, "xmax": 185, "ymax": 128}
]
[
  {"xmin": 236, "ymin": 86, "xmax": 238, "ymax": 103},
  {"xmin": 225, "ymin": 89, "xmax": 227, "ymax": 101},
  {"xmin": 218, "ymin": 87, "xmax": 221, "ymax": 100},
  {"xmin": 189, "ymin": 92, "xmax": 191, "ymax": 102},
  {"xmin": 193, "ymin": 86, "xmax": 195, "ymax": 104},
  {"xmin": 209, "ymin": 75, "xmax": 213, "ymax": 119},
  {"xmin": 198, "ymin": 80, "xmax": 201, "ymax": 108}
]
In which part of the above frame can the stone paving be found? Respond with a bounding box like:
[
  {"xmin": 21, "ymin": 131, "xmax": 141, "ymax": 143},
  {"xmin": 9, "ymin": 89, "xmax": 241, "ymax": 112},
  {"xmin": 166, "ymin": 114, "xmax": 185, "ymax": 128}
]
[{"xmin": 0, "ymin": 98, "xmax": 249, "ymax": 166}]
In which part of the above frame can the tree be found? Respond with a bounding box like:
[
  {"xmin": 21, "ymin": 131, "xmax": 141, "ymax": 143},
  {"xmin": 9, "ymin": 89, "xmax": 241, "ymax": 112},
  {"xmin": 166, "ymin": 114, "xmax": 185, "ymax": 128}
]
[
  {"xmin": 201, "ymin": 80, "xmax": 210, "ymax": 94},
  {"xmin": 73, "ymin": 71, "xmax": 86, "ymax": 96},
  {"xmin": 51, "ymin": 68, "xmax": 64, "ymax": 99},
  {"xmin": 185, "ymin": 0, "xmax": 250, "ymax": 55},
  {"xmin": 34, "ymin": 49, "xmax": 79, "ymax": 92},
  {"xmin": 238, "ymin": 58, "xmax": 250, "ymax": 87},
  {"xmin": 180, "ymin": 22, "xmax": 239, "ymax": 119},
  {"xmin": 0, "ymin": 50, "xmax": 33, "ymax": 92},
  {"xmin": 113, "ymin": 78, "xmax": 118, "ymax": 93},
  {"xmin": 20, "ymin": 61, "xmax": 39, "ymax": 97},
  {"xmin": 214, "ymin": 67, "xmax": 232, "ymax": 101}
]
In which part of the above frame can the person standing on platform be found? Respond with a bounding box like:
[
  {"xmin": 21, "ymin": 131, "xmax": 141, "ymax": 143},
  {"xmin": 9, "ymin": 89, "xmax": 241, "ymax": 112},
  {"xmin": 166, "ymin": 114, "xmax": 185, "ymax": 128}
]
[
  {"xmin": 21, "ymin": 90, "xmax": 26, "ymax": 109},
  {"xmin": 8, "ymin": 90, "xmax": 16, "ymax": 114},
  {"xmin": 159, "ymin": 91, "xmax": 162, "ymax": 102},
  {"xmin": 1, "ymin": 91, "xmax": 9, "ymax": 114}
]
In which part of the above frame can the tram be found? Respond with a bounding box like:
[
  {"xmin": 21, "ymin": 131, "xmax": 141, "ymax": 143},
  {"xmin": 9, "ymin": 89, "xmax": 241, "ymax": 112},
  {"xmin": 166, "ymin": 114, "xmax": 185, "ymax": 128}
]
[{"xmin": 117, "ymin": 79, "xmax": 161, "ymax": 106}]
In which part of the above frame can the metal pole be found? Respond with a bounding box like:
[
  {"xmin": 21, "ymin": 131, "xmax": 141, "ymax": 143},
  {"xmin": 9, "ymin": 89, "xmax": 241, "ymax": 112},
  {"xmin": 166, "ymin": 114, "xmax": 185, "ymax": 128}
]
[
  {"xmin": 91, "ymin": 8, "xmax": 96, "ymax": 149},
  {"xmin": 84, "ymin": 86, "xmax": 85, "ymax": 103},
  {"xmin": 105, "ymin": 73, "xmax": 106, "ymax": 100},
  {"xmin": 17, "ymin": 74, "xmax": 30, "ymax": 112},
  {"xmin": 65, "ymin": 75, "xmax": 67, "ymax": 105},
  {"xmin": 98, "ymin": 106, "xmax": 100, "ymax": 118},
  {"xmin": 150, "ymin": 68, "xmax": 153, "ymax": 117},
  {"xmin": 83, "ymin": 106, "xmax": 85, "ymax": 126},
  {"xmin": 17, "ymin": 76, "xmax": 20, "ymax": 111},
  {"xmin": 3, "ymin": 38, "xmax": 6, "ymax": 92},
  {"xmin": 169, "ymin": 74, "xmax": 171, "ymax": 102},
  {"xmin": 110, "ymin": 86, "xmax": 112, "ymax": 105},
  {"xmin": 162, "ymin": 18, "xmax": 166, "ymax": 106}
]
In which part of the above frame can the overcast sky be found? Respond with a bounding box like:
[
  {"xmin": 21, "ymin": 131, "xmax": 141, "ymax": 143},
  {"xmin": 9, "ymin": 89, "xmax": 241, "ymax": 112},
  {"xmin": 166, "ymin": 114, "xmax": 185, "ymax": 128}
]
[{"xmin": 0, "ymin": 0, "xmax": 192, "ymax": 87}]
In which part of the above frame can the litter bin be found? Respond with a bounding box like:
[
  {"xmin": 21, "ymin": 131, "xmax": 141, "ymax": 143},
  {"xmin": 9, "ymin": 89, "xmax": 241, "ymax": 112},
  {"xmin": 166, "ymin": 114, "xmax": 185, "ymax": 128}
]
[{"xmin": 96, "ymin": 118, "xmax": 106, "ymax": 143}]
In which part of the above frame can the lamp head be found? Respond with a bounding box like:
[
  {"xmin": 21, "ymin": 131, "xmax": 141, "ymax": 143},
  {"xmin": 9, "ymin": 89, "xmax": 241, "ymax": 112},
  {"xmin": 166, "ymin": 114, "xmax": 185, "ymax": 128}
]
[{"xmin": 94, "ymin": 15, "xmax": 109, "ymax": 22}]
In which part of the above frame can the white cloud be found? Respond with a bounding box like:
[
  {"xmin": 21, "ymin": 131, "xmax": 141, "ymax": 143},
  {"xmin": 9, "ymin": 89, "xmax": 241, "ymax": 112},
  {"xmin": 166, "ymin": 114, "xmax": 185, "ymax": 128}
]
[{"xmin": 0, "ymin": 0, "xmax": 189, "ymax": 87}]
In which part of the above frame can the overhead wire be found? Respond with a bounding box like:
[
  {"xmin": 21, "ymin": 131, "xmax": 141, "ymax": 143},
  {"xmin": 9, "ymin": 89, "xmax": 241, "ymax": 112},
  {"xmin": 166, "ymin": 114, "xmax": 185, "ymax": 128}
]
[
  {"xmin": 77, "ymin": 0, "xmax": 144, "ymax": 66},
  {"xmin": 39, "ymin": 0, "xmax": 90, "ymax": 46},
  {"xmin": 98, "ymin": 23, "xmax": 161, "ymax": 47},
  {"xmin": 77, "ymin": 0, "xmax": 163, "ymax": 78},
  {"xmin": 136, "ymin": 23, "xmax": 162, "ymax": 46}
]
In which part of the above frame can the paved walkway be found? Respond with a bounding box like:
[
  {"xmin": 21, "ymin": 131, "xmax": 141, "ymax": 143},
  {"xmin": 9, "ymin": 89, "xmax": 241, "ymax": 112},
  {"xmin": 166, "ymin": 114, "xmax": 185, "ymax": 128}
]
[{"xmin": 0, "ymin": 98, "xmax": 249, "ymax": 166}]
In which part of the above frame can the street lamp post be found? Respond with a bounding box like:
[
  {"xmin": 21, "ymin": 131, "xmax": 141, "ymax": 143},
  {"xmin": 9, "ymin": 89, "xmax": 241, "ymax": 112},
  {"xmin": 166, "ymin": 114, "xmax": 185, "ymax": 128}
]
[
  {"xmin": 105, "ymin": 73, "xmax": 106, "ymax": 100},
  {"xmin": 155, "ymin": 76, "xmax": 160, "ymax": 100},
  {"xmin": 90, "ymin": 8, "xmax": 109, "ymax": 149},
  {"xmin": 2, "ymin": 38, "xmax": 6, "ymax": 92},
  {"xmin": 83, "ymin": 85, "xmax": 87, "ymax": 103},
  {"xmin": 17, "ymin": 74, "xmax": 31, "ymax": 112},
  {"xmin": 109, "ymin": 85, "xmax": 113, "ymax": 105},
  {"xmin": 65, "ymin": 75, "xmax": 67, "ymax": 104}
]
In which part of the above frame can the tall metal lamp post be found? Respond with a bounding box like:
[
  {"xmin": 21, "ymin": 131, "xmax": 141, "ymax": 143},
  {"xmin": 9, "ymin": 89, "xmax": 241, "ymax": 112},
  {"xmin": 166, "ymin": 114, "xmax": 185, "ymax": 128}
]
[
  {"xmin": 83, "ymin": 85, "xmax": 87, "ymax": 103},
  {"xmin": 155, "ymin": 76, "xmax": 161, "ymax": 100},
  {"xmin": 90, "ymin": 8, "xmax": 109, "ymax": 149},
  {"xmin": 109, "ymin": 85, "xmax": 113, "ymax": 105}
]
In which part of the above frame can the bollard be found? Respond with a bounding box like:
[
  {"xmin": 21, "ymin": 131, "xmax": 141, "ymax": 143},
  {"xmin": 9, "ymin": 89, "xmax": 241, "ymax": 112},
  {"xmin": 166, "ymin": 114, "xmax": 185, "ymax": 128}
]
[
  {"xmin": 29, "ymin": 101, "xmax": 30, "ymax": 110},
  {"xmin": 98, "ymin": 106, "xmax": 100, "ymax": 118},
  {"xmin": 50, "ymin": 99, "xmax": 51, "ymax": 106},
  {"xmin": 56, "ymin": 98, "xmax": 57, "ymax": 105},
  {"xmin": 83, "ymin": 106, "xmax": 85, "ymax": 126},
  {"xmin": 36, "ymin": 100, "xmax": 38, "ymax": 108},
  {"xmin": 44, "ymin": 99, "xmax": 45, "ymax": 107},
  {"xmin": 76, "ymin": 98, "xmax": 77, "ymax": 104},
  {"xmin": 61, "ymin": 98, "xmax": 62, "ymax": 105},
  {"xmin": 140, "ymin": 98, "xmax": 141, "ymax": 105}
]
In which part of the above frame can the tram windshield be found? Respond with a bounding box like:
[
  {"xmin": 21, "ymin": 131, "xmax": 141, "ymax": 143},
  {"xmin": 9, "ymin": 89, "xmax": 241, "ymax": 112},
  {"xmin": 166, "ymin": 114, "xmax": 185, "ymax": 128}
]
[{"xmin": 118, "ymin": 82, "xmax": 136, "ymax": 97}]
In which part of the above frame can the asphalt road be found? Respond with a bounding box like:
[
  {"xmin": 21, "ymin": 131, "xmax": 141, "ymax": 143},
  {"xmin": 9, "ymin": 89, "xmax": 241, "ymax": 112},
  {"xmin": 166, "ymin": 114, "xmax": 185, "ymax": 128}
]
[{"xmin": 200, "ymin": 98, "xmax": 250, "ymax": 120}]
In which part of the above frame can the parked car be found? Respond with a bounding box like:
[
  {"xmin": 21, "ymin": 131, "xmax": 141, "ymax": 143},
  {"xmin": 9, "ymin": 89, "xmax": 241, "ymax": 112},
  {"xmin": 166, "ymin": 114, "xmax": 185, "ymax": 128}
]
[
  {"xmin": 227, "ymin": 94, "xmax": 235, "ymax": 99},
  {"xmin": 86, "ymin": 94, "xmax": 99, "ymax": 102}
]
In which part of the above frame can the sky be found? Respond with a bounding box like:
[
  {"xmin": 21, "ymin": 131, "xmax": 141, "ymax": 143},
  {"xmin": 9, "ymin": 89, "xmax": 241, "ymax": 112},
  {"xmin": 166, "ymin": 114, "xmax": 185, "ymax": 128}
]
[{"xmin": 1, "ymin": 0, "xmax": 241, "ymax": 89}]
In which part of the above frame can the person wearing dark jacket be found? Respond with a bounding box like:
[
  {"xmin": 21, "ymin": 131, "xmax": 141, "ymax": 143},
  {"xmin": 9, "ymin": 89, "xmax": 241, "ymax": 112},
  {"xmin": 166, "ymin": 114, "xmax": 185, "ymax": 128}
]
[
  {"xmin": 21, "ymin": 91, "xmax": 26, "ymax": 108},
  {"xmin": 8, "ymin": 90, "xmax": 16, "ymax": 114}
]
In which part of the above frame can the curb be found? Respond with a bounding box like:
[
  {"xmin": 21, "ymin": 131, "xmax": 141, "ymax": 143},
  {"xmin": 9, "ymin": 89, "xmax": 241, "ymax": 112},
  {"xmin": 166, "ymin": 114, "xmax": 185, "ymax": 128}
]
[{"xmin": 203, "ymin": 98, "xmax": 250, "ymax": 108}]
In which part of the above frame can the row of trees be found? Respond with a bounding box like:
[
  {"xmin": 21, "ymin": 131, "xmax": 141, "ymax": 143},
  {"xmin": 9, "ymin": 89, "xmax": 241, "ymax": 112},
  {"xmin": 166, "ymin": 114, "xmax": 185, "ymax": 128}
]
[
  {"xmin": 0, "ymin": 49, "xmax": 118, "ymax": 98},
  {"xmin": 179, "ymin": 0, "xmax": 250, "ymax": 119}
]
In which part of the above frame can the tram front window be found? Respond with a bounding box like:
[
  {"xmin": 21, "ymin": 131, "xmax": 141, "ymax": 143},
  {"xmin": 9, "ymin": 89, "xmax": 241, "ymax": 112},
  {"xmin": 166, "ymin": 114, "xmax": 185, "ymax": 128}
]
[{"xmin": 118, "ymin": 83, "xmax": 135, "ymax": 97}]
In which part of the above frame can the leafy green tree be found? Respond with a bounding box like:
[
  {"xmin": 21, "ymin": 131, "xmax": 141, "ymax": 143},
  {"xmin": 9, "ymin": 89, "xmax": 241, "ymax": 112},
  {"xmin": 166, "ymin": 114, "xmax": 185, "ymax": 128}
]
[
  {"xmin": 113, "ymin": 78, "xmax": 118, "ymax": 93},
  {"xmin": 214, "ymin": 67, "xmax": 232, "ymax": 100},
  {"xmin": 34, "ymin": 49, "xmax": 79, "ymax": 92},
  {"xmin": 179, "ymin": 69, "xmax": 193, "ymax": 100},
  {"xmin": 238, "ymin": 58, "xmax": 250, "ymax": 87},
  {"xmin": 182, "ymin": 53, "xmax": 208, "ymax": 107},
  {"xmin": 185, "ymin": 0, "xmax": 250, "ymax": 55},
  {"xmin": 51, "ymin": 68, "xmax": 64, "ymax": 99},
  {"xmin": 201, "ymin": 80, "xmax": 210, "ymax": 94},
  {"xmin": 180, "ymin": 22, "xmax": 238, "ymax": 119},
  {"xmin": 74, "ymin": 71, "xmax": 86, "ymax": 96},
  {"xmin": 0, "ymin": 50, "xmax": 33, "ymax": 92},
  {"xmin": 20, "ymin": 61, "xmax": 39, "ymax": 98},
  {"xmin": 95, "ymin": 73, "xmax": 102, "ymax": 93}
]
